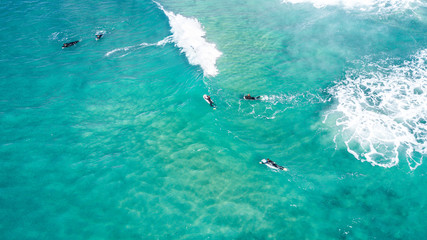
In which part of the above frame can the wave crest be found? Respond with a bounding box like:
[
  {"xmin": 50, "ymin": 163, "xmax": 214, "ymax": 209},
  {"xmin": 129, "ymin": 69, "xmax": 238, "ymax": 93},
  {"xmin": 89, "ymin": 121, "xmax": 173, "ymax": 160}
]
[{"xmin": 155, "ymin": 1, "xmax": 222, "ymax": 77}]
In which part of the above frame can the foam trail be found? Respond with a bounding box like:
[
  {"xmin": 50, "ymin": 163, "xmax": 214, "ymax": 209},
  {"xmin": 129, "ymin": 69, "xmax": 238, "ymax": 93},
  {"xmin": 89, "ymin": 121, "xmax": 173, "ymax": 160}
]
[
  {"xmin": 238, "ymin": 91, "xmax": 329, "ymax": 119},
  {"xmin": 154, "ymin": 1, "xmax": 222, "ymax": 77},
  {"xmin": 259, "ymin": 92, "xmax": 329, "ymax": 105},
  {"xmin": 325, "ymin": 50, "xmax": 426, "ymax": 170},
  {"xmin": 281, "ymin": 0, "xmax": 424, "ymax": 13},
  {"xmin": 105, "ymin": 36, "xmax": 172, "ymax": 57}
]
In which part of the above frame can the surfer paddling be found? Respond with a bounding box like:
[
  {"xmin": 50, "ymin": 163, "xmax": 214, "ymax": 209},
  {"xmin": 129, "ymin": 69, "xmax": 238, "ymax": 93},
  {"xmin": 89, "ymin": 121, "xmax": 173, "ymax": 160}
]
[
  {"xmin": 62, "ymin": 40, "xmax": 79, "ymax": 49},
  {"xmin": 244, "ymin": 94, "xmax": 260, "ymax": 100},
  {"xmin": 203, "ymin": 95, "xmax": 216, "ymax": 109},
  {"xmin": 96, "ymin": 34, "xmax": 103, "ymax": 40},
  {"xmin": 260, "ymin": 158, "xmax": 288, "ymax": 171}
]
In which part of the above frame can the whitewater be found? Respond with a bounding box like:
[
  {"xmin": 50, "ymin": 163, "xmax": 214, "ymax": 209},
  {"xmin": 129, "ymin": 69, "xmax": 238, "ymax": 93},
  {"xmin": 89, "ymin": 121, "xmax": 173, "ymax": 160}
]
[
  {"xmin": 106, "ymin": 1, "xmax": 222, "ymax": 77},
  {"xmin": 325, "ymin": 49, "xmax": 426, "ymax": 170}
]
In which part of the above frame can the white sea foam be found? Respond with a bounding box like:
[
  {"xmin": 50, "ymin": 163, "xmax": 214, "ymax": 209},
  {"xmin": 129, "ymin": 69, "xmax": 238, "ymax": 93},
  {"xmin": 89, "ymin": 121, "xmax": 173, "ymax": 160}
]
[
  {"xmin": 105, "ymin": 36, "xmax": 172, "ymax": 57},
  {"xmin": 49, "ymin": 32, "xmax": 69, "ymax": 42},
  {"xmin": 49, "ymin": 32, "xmax": 60, "ymax": 40},
  {"xmin": 154, "ymin": 1, "xmax": 222, "ymax": 77},
  {"xmin": 282, "ymin": 0, "xmax": 424, "ymax": 13},
  {"xmin": 325, "ymin": 50, "xmax": 427, "ymax": 170}
]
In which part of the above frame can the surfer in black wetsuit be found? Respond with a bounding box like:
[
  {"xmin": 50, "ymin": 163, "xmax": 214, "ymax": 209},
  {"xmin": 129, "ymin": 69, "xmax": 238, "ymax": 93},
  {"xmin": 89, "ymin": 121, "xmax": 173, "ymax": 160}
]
[
  {"xmin": 244, "ymin": 94, "xmax": 260, "ymax": 100},
  {"xmin": 62, "ymin": 41, "xmax": 79, "ymax": 49},
  {"xmin": 206, "ymin": 95, "xmax": 214, "ymax": 107},
  {"xmin": 96, "ymin": 34, "xmax": 103, "ymax": 40},
  {"xmin": 260, "ymin": 158, "xmax": 288, "ymax": 171}
]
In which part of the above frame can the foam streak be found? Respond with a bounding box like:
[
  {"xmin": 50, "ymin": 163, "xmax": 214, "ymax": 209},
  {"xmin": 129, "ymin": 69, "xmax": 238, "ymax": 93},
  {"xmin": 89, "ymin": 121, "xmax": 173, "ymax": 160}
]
[{"xmin": 105, "ymin": 36, "xmax": 172, "ymax": 57}]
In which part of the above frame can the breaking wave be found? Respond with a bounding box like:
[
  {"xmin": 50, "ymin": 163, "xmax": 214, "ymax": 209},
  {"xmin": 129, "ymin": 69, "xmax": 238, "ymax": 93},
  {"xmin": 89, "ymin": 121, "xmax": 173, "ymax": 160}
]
[
  {"xmin": 154, "ymin": 1, "xmax": 222, "ymax": 77},
  {"xmin": 325, "ymin": 50, "xmax": 426, "ymax": 170}
]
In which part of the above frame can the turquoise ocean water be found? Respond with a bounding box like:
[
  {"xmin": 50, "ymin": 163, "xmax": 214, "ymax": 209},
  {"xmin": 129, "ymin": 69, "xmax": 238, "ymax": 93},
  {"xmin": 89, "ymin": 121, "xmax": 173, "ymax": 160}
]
[{"xmin": 1, "ymin": 0, "xmax": 426, "ymax": 239}]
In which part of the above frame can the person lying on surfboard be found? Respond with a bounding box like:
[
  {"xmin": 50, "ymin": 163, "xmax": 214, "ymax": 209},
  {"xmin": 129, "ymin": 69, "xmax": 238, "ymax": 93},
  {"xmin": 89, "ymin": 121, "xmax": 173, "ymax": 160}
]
[
  {"xmin": 244, "ymin": 94, "xmax": 260, "ymax": 100},
  {"xmin": 62, "ymin": 40, "xmax": 79, "ymax": 49},
  {"xmin": 203, "ymin": 95, "xmax": 216, "ymax": 109},
  {"xmin": 204, "ymin": 95, "xmax": 214, "ymax": 107},
  {"xmin": 260, "ymin": 158, "xmax": 288, "ymax": 171},
  {"xmin": 96, "ymin": 34, "xmax": 103, "ymax": 40}
]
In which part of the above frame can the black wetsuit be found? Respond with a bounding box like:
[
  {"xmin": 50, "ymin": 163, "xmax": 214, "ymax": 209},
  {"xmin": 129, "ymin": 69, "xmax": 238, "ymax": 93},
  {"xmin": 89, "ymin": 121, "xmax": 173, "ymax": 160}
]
[
  {"xmin": 266, "ymin": 160, "xmax": 286, "ymax": 170},
  {"xmin": 244, "ymin": 95, "xmax": 260, "ymax": 100},
  {"xmin": 62, "ymin": 41, "xmax": 79, "ymax": 48},
  {"xmin": 207, "ymin": 98, "xmax": 214, "ymax": 107},
  {"xmin": 96, "ymin": 34, "xmax": 103, "ymax": 40}
]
